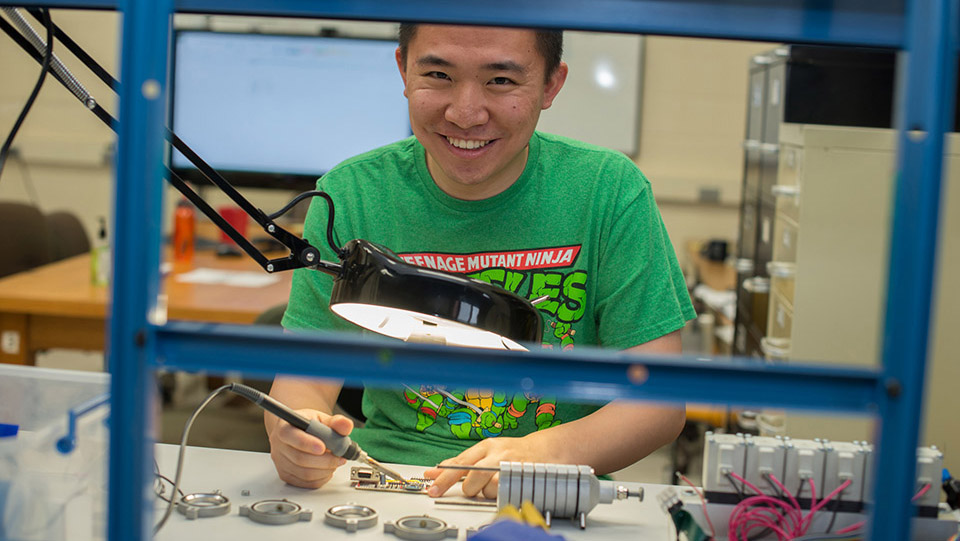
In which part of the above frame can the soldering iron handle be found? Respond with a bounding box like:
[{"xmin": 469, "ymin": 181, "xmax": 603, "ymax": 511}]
[{"xmin": 306, "ymin": 418, "xmax": 360, "ymax": 460}]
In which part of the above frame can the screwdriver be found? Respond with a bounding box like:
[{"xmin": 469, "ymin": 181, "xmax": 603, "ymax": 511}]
[{"xmin": 228, "ymin": 383, "xmax": 406, "ymax": 482}]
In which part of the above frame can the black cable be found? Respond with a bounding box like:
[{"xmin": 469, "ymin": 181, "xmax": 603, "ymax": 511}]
[
  {"xmin": 0, "ymin": 8, "xmax": 52, "ymax": 182},
  {"xmin": 726, "ymin": 472, "xmax": 746, "ymax": 501},
  {"xmin": 765, "ymin": 474, "xmax": 785, "ymax": 499},
  {"xmin": 826, "ymin": 490, "xmax": 842, "ymax": 533},
  {"xmin": 12, "ymin": 151, "xmax": 39, "ymax": 206},
  {"xmin": 25, "ymin": 7, "xmax": 118, "ymax": 91},
  {"xmin": 154, "ymin": 385, "xmax": 233, "ymax": 534},
  {"xmin": 267, "ymin": 190, "xmax": 343, "ymax": 256}
]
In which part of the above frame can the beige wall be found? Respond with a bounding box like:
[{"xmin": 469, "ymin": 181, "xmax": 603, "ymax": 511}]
[
  {"xmin": 0, "ymin": 12, "xmax": 769, "ymax": 267},
  {"xmin": 0, "ymin": 10, "xmax": 118, "ymax": 238},
  {"xmin": 635, "ymin": 36, "xmax": 776, "ymax": 267}
]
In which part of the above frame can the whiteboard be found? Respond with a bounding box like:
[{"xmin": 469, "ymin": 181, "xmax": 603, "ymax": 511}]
[
  {"xmin": 537, "ymin": 31, "xmax": 644, "ymax": 155},
  {"xmin": 174, "ymin": 17, "xmax": 645, "ymax": 156}
]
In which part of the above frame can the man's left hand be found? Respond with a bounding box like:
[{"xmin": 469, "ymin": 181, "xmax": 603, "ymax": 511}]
[{"xmin": 422, "ymin": 436, "xmax": 551, "ymax": 499}]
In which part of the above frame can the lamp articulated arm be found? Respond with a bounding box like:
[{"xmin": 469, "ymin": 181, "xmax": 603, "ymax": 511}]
[
  {"xmin": 1, "ymin": 8, "xmax": 546, "ymax": 347},
  {"xmin": 0, "ymin": 7, "xmax": 342, "ymax": 277}
]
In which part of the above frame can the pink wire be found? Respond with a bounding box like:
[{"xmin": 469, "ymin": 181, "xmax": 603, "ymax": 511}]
[
  {"xmin": 802, "ymin": 478, "xmax": 818, "ymax": 535},
  {"xmin": 729, "ymin": 471, "xmax": 765, "ymax": 496},
  {"xmin": 802, "ymin": 478, "xmax": 852, "ymax": 529},
  {"xmin": 728, "ymin": 471, "xmax": 804, "ymax": 533},
  {"xmin": 768, "ymin": 474, "xmax": 802, "ymax": 515},
  {"xmin": 835, "ymin": 520, "xmax": 866, "ymax": 534},
  {"xmin": 733, "ymin": 507, "xmax": 793, "ymax": 541},
  {"xmin": 912, "ymin": 483, "xmax": 931, "ymax": 502},
  {"xmin": 729, "ymin": 494, "xmax": 802, "ymax": 537},
  {"xmin": 741, "ymin": 519, "xmax": 792, "ymax": 541},
  {"xmin": 807, "ymin": 478, "xmax": 818, "ymax": 510},
  {"xmin": 678, "ymin": 474, "xmax": 717, "ymax": 538}
]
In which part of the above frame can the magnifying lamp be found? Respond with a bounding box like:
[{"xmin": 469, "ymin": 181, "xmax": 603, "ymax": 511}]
[{"xmin": 0, "ymin": 8, "xmax": 543, "ymax": 349}]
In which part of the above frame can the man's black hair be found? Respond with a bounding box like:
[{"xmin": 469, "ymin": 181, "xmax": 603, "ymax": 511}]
[{"xmin": 397, "ymin": 23, "xmax": 563, "ymax": 81}]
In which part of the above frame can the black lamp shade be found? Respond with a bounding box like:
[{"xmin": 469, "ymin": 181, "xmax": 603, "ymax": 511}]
[{"xmin": 329, "ymin": 239, "xmax": 543, "ymax": 350}]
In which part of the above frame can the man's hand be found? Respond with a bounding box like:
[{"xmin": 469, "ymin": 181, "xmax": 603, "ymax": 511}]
[
  {"xmin": 266, "ymin": 408, "xmax": 353, "ymax": 489},
  {"xmin": 423, "ymin": 435, "xmax": 551, "ymax": 499}
]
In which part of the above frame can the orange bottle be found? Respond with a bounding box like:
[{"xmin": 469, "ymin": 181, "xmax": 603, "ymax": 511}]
[{"xmin": 173, "ymin": 199, "xmax": 195, "ymax": 264}]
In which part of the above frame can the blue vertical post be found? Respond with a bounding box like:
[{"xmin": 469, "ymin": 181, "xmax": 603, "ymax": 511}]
[
  {"xmin": 107, "ymin": 0, "xmax": 172, "ymax": 539},
  {"xmin": 871, "ymin": 0, "xmax": 958, "ymax": 538}
]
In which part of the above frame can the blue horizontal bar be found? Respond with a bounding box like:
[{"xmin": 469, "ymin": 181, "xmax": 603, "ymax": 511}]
[
  {"xmin": 154, "ymin": 321, "xmax": 881, "ymax": 414},
  {"xmin": 175, "ymin": 0, "xmax": 904, "ymax": 48},
  {"xmin": 0, "ymin": 0, "xmax": 905, "ymax": 47}
]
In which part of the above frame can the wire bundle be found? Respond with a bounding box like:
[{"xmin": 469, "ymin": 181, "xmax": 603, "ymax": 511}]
[{"xmin": 726, "ymin": 471, "xmax": 863, "ymax": 541}]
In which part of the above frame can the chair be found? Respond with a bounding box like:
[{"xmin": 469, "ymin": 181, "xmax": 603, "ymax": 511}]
[
  {"xmin": 46, "ymin": 210, "xmax": 91, "ymax": 262},
  {"xmin": 254, "ymin": 303, "xmax": 367, "ymax": 423},
  {"xmin": 0, "ymin": 202, "xmax": 52, "ymax": 279}
]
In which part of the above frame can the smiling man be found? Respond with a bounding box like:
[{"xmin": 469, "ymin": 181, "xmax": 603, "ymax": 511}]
[{"xmin": 267, "ymin": 24, "xmax": 695, "ymax": 499}]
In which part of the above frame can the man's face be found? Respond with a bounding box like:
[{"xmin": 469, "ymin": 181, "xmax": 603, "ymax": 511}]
[{"xmin": 396, "ymin": 25, "xmax": 567, "ymax": 200}]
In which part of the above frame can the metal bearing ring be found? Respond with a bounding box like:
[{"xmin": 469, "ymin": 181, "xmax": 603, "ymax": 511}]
[
  {"xmin": 324, "ymin": 503, "xmax": 379, "ymax": 532},
  {"xmin": 240, "ymin": 499, "xmax": 312, "ymax": 525},
  {"xmin": 383, "ymin": 514, "xmax": 457, "ymax": 540},
  {"xmin": 175, "ymin": 491, "xmax": 231, "ymax": 520}
]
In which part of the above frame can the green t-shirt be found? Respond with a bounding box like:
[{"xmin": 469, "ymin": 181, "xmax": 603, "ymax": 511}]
[{"xmin": 282, "ymin": 132, "xmax": 695, "ymax": 466}]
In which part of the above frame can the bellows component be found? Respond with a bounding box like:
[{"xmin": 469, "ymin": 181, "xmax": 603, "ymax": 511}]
[
  {"xmin": 175, "ymin": 490, "xmax": 231, "ymax": 520},
  {"xmin": 324, "ymin": 503, "xmax": 379, "ymax": 532},
  {"xmin": 351, "ymin": 466, "xmax": 432, "ymax": 494},
  {"xmin": 383, "ymin": 514, "xmax": 458, "ymax": 540},
  {"xmin": 439, "ymin": 461, "xmax": 643, "ymax": 529},
  {"xmin": 239, "ymin": 499, "xmax": 312, "ymax": 525}
]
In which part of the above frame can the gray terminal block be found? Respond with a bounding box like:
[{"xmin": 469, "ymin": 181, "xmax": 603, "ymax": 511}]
[
  {"xmin": 239, "ymin": 499, "xmax": 312, "ymax": 525},
  {"xmin": 383, "ymin": 515, "xmax": 457, "ymax": 540}
]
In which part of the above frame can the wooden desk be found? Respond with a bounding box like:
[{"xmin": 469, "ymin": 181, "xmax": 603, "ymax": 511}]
[{"xmin": 0, "ymin": 251, "xmax": 292, "ymax": 364}]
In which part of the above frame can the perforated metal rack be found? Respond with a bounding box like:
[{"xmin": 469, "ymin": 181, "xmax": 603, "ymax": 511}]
[{"xmin": 1, "ymin": 1, "xmax": 953, "ymax": 539}]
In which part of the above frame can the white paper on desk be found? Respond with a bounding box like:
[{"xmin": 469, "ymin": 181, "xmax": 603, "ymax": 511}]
[{"xmin": 175, "ymin": 267, "xmax": 280, "ymax": 288}]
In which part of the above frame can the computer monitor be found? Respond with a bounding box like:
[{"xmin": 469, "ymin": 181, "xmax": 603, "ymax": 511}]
[{"xmin": 170, "ymin": 30, "xmax": 410, "ymax": 191}]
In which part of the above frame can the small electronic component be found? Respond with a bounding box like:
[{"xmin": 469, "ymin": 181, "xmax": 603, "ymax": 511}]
[
  {"xmin": 351, "ymin": 466, "xmax": 433, "ymax": 494},
  {"xmin": 658, "ymin": 488, "xmax": 712, "ymax": 541},
  {"xmin": 324, "ymin": 503, "xmax": 379, "ymax": 532},
  {"xmin": 383, "ymin": 514, "xmax": 457, "ymax": 540},
  {"xmin": 175, "ymin": 490, "xmax": 231, "ymax": 520},
  {"xmin": 239, "ymin": 499, "xmax": 312, "ymax": 525}
]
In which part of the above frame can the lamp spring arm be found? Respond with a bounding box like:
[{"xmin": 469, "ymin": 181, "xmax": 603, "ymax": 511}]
[{"xmin": 0, "ymin": 11, "xmax": 342, "ymax": 276}]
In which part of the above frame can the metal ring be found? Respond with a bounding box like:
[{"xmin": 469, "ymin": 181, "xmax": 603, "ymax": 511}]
[
  {"xmin": 324, "ymin": 503, "xmax": 378, "ymax": 532},
  {"xmin": 176, "ymin": 491, "xmax": 231, "ymax": 520},
  {"xmin": 240, "ymin": 498, "xmax": 312, "ymax": 525},
  {"xmin": 383, "ymin": 514, "xmax": 458, "ymax": 540}
]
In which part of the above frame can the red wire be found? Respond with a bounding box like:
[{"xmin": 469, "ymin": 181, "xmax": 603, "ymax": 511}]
[
  {"xmin": 912, "ymin": 483, "xmax": 931, "ymax": 502},
  {"xmin": 678, "ymin": 473, "xmax": 717, "ymax": 538},
  {"xmin": 835, "ymin": 519, "xmax": 866, "ymax": 535},
  {"xmin": 729, "ymin": 471, "xmax": 764, "ymax": 496},
  {"xmin": 802, "ymin": 478, "xmax": 852, "ymax": 530}
]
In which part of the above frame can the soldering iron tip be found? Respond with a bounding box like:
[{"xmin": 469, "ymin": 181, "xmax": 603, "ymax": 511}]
[{"xmin": 366, "ymin": 456, "xmax": 406, "ymax": 483}]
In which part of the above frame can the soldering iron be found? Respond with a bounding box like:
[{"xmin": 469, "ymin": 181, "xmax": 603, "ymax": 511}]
[{"xmin": 227, "ymin": 383, "xmax": 406, "ymax": 483}]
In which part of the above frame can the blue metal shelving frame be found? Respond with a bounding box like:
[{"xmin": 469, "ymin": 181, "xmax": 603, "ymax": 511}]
[{"xmin": 1, "ymin": 0, "xmax": 954, "ymax": 539}]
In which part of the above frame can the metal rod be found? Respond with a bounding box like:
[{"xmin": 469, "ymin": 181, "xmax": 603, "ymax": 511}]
[{"xmin": 435, "ymin": 464, "xmax": 500, "ymax": 472}]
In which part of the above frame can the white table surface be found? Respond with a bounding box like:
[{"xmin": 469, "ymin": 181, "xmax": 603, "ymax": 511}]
[{"xmin": 153, "ymin": 443, "xmax": 674, "ymax": 540}]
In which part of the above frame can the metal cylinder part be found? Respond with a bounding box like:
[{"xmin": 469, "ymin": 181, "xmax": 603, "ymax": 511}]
[
  {"xmin": 239, "ymin": 499, "xmax": 312, "ymax": 525},
  {"xmin": 383, "ymin": 514, "xmax": 457, "ymax": 540},
  {"xmin": 324, "ymin": 503, "xmax": 379, "ymax": 532},
  {"xmin": 175, "ymin": 491, "xmax": 231, "ymax": 520},
  {"xmin": 494, "ymin": 461, "xmax": 644, "ymax": 528}
]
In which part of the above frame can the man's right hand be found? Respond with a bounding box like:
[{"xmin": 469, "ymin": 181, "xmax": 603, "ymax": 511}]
[{"xmin": 266, "ymin": 408, "xmax": 354, "ymax": 489}]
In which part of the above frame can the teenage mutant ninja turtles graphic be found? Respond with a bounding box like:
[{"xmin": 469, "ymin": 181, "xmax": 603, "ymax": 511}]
[
  {"xmin": 396, "ymin": 245, "xmax": 586, "ymax": 439},
  {"xmin": 402, "ymin": 385, "xmax": 562, "ymax": 439}
]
